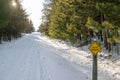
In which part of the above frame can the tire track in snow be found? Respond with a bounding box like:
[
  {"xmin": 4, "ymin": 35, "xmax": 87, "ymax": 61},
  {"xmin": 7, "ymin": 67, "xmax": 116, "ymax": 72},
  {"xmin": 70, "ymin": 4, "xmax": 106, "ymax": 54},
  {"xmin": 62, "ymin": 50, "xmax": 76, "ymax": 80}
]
[{"xmin": 38, "ymin": 49, "xmax": 52, "ymax": 80}]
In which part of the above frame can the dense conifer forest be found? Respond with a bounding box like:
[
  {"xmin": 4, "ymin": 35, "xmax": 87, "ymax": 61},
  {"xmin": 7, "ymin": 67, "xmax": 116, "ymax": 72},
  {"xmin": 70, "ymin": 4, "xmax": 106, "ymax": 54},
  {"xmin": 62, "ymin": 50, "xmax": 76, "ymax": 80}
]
[
  {"xmin": 38, "ymin": 0, "xmax": 120, "ymax": 54},
  {"xmin": 0, "ymin": 0, "xmax": 34, "ymax": 43}
]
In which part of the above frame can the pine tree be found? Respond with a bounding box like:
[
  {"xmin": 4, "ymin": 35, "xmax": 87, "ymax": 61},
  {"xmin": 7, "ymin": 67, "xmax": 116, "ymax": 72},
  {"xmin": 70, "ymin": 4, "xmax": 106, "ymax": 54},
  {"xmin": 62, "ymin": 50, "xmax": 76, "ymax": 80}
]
[
  {"xmin": 39, "ymin": 0, "xmax": 120, "ymax": 53},
  {"xmin": 0, "ymin": 0, "xmax": 34, "ymax": 43}
]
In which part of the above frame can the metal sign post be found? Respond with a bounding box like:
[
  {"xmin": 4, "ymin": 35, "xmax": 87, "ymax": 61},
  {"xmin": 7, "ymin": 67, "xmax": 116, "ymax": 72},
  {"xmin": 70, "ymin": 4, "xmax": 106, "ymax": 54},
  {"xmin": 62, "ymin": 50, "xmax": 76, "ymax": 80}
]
[
  {"xmin": 93, "ymin": 55, "xmax": 97, "ymax": 80},
  {"xmin": 89, "ymin": 41, "xmax": 101, "ymax": 80}
]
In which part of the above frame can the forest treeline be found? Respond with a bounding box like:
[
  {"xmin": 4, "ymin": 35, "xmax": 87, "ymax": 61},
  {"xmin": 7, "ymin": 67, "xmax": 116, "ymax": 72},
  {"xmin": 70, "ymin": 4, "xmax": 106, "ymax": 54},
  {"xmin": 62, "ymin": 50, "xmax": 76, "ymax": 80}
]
[
  {"xmin": 0, "ymin": 0, "xmax": 34, "ymax": 43},
  {"xmin": 38, "ymin": 0, "xmax": 120, "ymax": 54}
]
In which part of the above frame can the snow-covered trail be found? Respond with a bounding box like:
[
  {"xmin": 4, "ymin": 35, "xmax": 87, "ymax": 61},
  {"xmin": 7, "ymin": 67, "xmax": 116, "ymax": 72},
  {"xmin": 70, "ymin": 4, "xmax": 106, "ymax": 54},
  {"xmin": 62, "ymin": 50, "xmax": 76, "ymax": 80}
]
[{"xmin": 0, "ymin": 33, "xmax": 87, "ymax": 80}]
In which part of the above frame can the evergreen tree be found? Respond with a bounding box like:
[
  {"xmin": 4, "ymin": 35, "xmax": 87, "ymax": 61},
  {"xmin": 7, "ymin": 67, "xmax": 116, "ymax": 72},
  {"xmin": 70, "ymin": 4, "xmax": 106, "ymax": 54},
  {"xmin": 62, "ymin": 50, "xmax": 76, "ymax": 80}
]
[
  {"xmin": 0, "ymin": 0, "xmax": 34, "ymax": 43},
  {"xmin": 39, "ymin": 0, "xmax": 120, "ymax": 53}
]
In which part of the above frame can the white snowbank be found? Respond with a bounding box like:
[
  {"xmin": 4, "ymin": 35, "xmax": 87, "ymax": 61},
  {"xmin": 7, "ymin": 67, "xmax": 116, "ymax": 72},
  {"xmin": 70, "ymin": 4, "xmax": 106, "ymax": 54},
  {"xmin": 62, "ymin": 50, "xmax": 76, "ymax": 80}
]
[
  {"xmin": 36, "ymin": 32, "xmax": 120, "ymax": 80},
  {"xmin": 0, "ymin": 32, "xmax": 119, "ymax": 80}
]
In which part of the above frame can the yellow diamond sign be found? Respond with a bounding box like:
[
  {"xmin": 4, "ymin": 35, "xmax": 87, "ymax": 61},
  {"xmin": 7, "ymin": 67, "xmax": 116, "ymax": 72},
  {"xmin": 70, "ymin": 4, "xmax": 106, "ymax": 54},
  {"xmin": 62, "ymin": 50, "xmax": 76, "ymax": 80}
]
[{"xmin": 89, "ymin": 41, "xmax": 101, "ymax": 55}]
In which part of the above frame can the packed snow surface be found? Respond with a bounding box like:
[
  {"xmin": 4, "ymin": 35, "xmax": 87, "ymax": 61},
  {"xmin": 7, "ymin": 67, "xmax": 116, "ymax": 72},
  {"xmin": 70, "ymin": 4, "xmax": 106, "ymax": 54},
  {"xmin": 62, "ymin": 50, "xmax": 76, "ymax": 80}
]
[{"xmin": 0, "ymin": 32, "xmax": 120, "ymax": 80}]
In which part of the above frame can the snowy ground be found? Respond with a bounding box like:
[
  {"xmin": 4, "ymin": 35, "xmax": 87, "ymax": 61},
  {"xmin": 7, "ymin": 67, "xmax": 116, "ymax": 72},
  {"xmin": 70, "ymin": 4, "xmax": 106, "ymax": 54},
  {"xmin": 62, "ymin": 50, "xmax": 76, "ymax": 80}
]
[{"xmin": 0, "ymin": 32, "xmax": 120, "ymax": 80}]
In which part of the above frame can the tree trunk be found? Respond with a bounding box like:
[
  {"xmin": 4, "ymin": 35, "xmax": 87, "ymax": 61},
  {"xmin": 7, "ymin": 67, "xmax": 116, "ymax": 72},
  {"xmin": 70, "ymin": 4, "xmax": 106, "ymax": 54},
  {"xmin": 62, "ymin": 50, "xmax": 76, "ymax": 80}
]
[
  {"xmin": 107, "ymin": 29, "xmax": 111, "ymax": 52},
  {"xmin": 104, "ymin": 31, "xmax": 108, "ymax": 50},
  {"xmin": 0, "ymin": 35, "xmax": 2, "ymax": 44},
  {"xmin": 108, "ymin": 43, "xmax": 111, "ymax": 52},
  {"xmin": 0, "ymin": 38, "xmax": 1, "ymax": 44},
  {"xmin": 116, "ymin": 44, "xmax": 120, "ymax": 55},
  {"xmin": 100, "ymin": 30, "xmax": 103, "ymax": 42}
]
